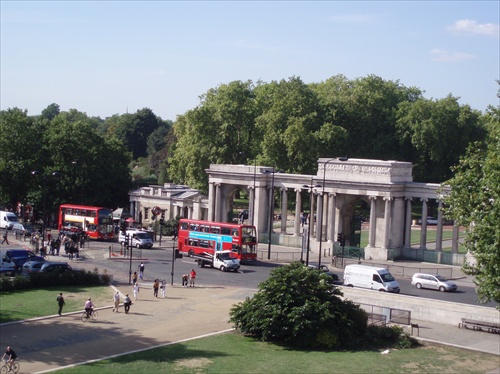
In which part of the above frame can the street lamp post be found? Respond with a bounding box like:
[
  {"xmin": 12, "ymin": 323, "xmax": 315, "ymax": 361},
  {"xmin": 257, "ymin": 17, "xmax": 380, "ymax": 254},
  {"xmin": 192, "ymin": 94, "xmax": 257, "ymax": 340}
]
[
  {"xmin": 317, "ymin": 157, "xmax": 348, "ymax": 268},
  {"xmin": 31, "ymin": 170, "xmax": 60, "ymax": 249},
  {"xmin": 251, "ymin": 158, "xmax": 257, "ymax": 226},
  {"xmin": 302, "ymin": 179, "xmax": 321, "ymax": 266}
]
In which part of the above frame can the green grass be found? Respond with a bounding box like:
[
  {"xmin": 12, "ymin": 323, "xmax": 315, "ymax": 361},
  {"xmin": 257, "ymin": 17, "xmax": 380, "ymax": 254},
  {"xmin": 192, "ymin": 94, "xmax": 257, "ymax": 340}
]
[
  {"xmin": 0, "ymin": 285, "xmax": 113, "ymax": 323},
  {"xmin": 57, "ymin": 331, "xmax": 498, "ymax": 374}
]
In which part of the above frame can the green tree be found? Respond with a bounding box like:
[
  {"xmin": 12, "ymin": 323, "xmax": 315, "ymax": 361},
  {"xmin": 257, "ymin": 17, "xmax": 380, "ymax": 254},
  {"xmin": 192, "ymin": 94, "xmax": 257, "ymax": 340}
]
[
  {"xmin": 229, "ymin": 262, "xmax": 368, "ymax": 349},
  {"xmin": 254, "ymin": 77, "xmax": 322, "ymax": 174},
  {"xmin": 397, "ymin": 95, "xmax": 486, "ymax": 182},
  {"xmin": 443, "ymin": 106, "xmax": 500, "ymax": 303},
  {"xmin": 168, "ymin": 80, "xmax": 258, "ymax": 191},
  {"xmin": 41, "ymin": 103, "xmax": 60, "ymax": 121},
  {"xmin": 0, "ymin": 108, "xmax": 45, "ymax": 210},
  {"xmin": 111, "ymin": 108, "xmax": 163, "ymax": 159}
]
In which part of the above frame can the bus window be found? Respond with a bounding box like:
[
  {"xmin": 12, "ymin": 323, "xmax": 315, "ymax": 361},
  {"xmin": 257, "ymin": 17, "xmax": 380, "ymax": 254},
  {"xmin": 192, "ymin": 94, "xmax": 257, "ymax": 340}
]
[
  {"xmin": 231, "ymin": 228, "xmax": 238, "ymax": 236},
  {"xmin": 221, "ymin": 227, "xmax": 231, "ymax": 235},
  {"xmin": 200, "ymin": 225, "xmax": 209, "ymax": 232},
  {"xmin": 180, "ymin": 222, "xmax": 188, "ymax": 230},
  {"xmin": 212, "ymin": 226, "xmax": 220, "ymax": 234}
]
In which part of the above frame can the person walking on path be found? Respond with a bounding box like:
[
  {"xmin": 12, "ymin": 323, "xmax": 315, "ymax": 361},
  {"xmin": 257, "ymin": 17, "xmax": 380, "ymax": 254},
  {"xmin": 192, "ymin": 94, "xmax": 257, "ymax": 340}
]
[
  {"xmin": 56, "ymin": 293, "xmax": 65, "ymax": 316},
  {"xmin": 153, "ymin": 279, "xmax": 159, "ymax": 298},
  {"xmin": 113, "ymin": 291, "xmax": 120, "ymax": 312},
  {"xmin": 132, "ymin": 271, "xmax": 138, "ymax": 285},
  {"xmin": 189, "ymin": 269, "xmax": 196, "ymax": 287},
  {"xmin": 138, "ymin": 262, "xmax": 145, "ymax": 280},
  {"xmin": 160, "ymin": 280, "xmax": 166, "ymax": 298},
  {"xmin": 1, "ymin": 231, "xmax": 9, "ymax": 245},
  {"xmin": 133, "ymin": 282, "xmax": 139, "ymax": 301},
  {"xmin": 182, "ymin": 274, "xmax": 189, "ymax": 287},
  {"xmin": 123, "ymin": 294, "xmax": 132, "ymax": 314}
]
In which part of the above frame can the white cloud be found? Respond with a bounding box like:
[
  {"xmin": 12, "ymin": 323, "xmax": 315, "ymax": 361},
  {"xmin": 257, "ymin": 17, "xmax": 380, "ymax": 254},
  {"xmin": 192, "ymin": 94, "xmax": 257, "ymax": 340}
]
[
  {"xmin": 430, "ymin": 48, "xmax": 477, "ymax": 62},
  {"xmin": 446, "ymin": 19, "xmax": 499, "ymax": 38}
]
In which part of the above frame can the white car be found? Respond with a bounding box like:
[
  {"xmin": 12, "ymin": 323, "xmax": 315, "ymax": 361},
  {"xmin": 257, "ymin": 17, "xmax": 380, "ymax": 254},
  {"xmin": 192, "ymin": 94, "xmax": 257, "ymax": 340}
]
[{"xmin": 411, "ymin": 273, "xmax": 457, "ymax": 292}]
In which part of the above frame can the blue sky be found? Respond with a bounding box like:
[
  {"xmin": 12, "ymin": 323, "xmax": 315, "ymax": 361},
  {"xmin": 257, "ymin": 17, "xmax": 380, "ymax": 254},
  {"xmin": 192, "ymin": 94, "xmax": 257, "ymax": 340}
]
[{"xmin": 1, "ymin": 1, "xmax": 499, "ymax": 121}]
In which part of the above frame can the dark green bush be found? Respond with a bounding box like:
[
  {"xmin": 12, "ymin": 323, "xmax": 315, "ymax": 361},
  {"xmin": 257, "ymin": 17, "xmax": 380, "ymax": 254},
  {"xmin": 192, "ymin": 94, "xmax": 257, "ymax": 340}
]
[{"xmin": 0, "ymin": 269, "xmax": 104, "ymax": 293}]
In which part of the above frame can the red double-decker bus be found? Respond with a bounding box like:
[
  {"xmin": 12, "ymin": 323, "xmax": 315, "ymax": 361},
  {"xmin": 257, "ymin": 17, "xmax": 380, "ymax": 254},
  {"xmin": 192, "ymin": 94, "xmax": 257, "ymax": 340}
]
[
  {"xmin": 58, "ymin": 204, "xmax": 115, "ymax": 240},
  {"xmin": 177, "ymin": 219, "xmax": 257, "ymax": 262}
]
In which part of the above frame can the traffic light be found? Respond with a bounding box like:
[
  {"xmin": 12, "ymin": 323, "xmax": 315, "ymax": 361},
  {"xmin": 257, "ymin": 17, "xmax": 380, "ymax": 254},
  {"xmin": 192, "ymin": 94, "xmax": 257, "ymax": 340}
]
[{"xmin": 337, "ymin": 233, "xmax": 345, "ymax": 246}]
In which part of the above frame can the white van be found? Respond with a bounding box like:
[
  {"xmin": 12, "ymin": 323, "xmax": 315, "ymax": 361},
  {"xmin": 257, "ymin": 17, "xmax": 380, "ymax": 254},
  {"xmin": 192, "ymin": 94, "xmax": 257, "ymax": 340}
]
[
  {"xmin": 119, "ymin": 230, "xmax": 154, "ymax": 249},
  {"xmin": 0, "ymin": 211, "xmax": 18, "ymax": 230},
  {"xmin": 343, "ymin": 264, "xmax": 400, "ymax": 293}
]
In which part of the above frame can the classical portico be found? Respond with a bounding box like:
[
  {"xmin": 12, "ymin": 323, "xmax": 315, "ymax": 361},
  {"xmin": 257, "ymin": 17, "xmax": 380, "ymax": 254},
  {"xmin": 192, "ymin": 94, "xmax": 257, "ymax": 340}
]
[
  {"xmin": 206, "ymin": 158, "xmax": 455, "ymax": 262},
  {"xmin": 128, "ymin": 158, "xmax": 459, "ymax": 264}
]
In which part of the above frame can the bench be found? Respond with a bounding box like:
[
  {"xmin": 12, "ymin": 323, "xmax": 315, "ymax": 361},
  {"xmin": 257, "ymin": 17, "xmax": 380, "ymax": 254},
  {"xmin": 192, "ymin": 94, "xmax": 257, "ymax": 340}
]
[{"xmin": 458, "ymin": 318, "xmax": 500, "ymax": 334}]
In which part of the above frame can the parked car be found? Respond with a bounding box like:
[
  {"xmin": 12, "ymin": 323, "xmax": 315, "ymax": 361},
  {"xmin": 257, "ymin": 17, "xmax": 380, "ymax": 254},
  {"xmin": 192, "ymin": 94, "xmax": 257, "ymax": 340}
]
[
  {"xmin": 40, "ymin": 262, "xmax": 73, "ymax": 274},
  {"xmin": 22, "ymin": 260, "xmax": 46, "ymax": 274},
  {"xmin": 411, "ymin": 273, "xmax": 457, "ymax": 292},
  {"xmin": 1, "ymin": 249, "xmax": 45, "ymax": 273},
  {"xmin": 12, "ymin": 222, "xmax": 35, "ymax": 237},
  {"xmin": 418, "ymin": 217, "xmax": 438, "ymax": 225}
]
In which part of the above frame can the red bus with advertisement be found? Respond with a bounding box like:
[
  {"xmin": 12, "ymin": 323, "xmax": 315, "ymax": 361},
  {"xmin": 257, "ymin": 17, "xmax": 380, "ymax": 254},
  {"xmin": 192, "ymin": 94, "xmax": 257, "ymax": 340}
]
[
  {"xmin": 58, "ymin": 204, "xmax": 115, "ymax": 240},
  {"xmin": 177, "ymin": 219, "xmax": 257, "ymax": 262}
]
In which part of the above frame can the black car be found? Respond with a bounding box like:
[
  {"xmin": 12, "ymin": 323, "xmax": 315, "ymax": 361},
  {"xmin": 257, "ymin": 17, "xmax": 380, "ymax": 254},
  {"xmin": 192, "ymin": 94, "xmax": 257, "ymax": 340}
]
[{"xmin": 40, "ymin": 262, "xmax": 73, "ymax": 274}]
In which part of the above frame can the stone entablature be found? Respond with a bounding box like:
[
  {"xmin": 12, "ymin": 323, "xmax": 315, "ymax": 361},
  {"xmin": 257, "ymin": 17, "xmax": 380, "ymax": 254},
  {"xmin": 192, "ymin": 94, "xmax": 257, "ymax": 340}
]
[{"xmin": 318, "ymin": 158, "xmax": 413, "ymax": 184}]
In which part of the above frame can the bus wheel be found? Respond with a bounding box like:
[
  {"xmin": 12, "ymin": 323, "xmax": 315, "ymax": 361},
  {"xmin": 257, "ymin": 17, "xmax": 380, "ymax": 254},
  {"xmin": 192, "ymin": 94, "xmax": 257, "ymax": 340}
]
[{"xmin": 188, "ymin": 250, "xmax": 194, "ymax": 257}]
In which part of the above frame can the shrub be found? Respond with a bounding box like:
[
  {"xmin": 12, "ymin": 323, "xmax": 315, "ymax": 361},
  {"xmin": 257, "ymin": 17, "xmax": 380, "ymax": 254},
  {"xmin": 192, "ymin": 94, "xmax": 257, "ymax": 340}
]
[{"xmin": 229, "ymin": 262, "xmax": 368, "ymax": 349}]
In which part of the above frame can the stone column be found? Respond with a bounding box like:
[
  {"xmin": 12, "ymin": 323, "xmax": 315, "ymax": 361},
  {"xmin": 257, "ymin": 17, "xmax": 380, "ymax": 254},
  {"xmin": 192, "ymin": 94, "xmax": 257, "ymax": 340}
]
[
  {"xmin": 404, "ymin": 198, "xmax": 412, "ymax": 249},
  {"xmin": 294, "ymin": 189, "xmax": 302, "ymax": 236},
  {"xmin": 435, "ymin": 200, "xmax": 444, "ymax": 252},
  {"xmin": 248, "ymin": 186, "xmax": 255, "ymax": 226},
  {"xmin": 316, "ymin": 192, "xmax": 323, "ymax": 241},
  {"xmin": 214, "ymin": 183, "xmax": 221, "ymax": 222},
  {"xmin": 383, "ymin": 197, "xmax": 392, "ymax": 249},
  {"xmin": 310, "ymin": 192, "xmax": 316, "ymax": 237},
  {"xmin": 368, "ymin": 196, "xmax": 377, "ymax": 248},
  {"xmin": 451, "ymin": 222, "xmax": 459, "ymax": 253},
  {"xmin": 327, "ymin": 193, "xmax": 336, "ymax": 243},
  {"xmin": 419, "ymin": 198, "xmax": 428, "ymax": 250},
  {"xmin": 280, "ymin": 187, "xmax": 288, "ymax": 234},
  {"xmin": 208, "ymin": 182, "xmax": 215, "ymax": 222}
]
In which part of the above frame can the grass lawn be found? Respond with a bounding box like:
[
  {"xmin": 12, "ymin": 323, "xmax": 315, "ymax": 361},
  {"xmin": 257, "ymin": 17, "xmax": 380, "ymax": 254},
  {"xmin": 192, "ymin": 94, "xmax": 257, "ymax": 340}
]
[
  {"xmin": 0, "ymin": 285, "xmax": 113, "ymax": 323},
  {"xmin": 57, "ymin": 331, "xmax": 499, "ymax": 374}
]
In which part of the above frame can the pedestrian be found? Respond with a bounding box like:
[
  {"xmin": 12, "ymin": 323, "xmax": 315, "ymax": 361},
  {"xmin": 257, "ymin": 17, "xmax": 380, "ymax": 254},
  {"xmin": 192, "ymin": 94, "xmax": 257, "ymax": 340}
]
[
  {"xmin": 123, "ymin": 294, "xmax": 132, "ymax": 314},
  {"xmin": 55, "ymin": 237, "xmax": 61, "ymax": 256},
  {"xmin": 182, "ymin": 274, "xmax": 189, "ymax": 287},
  {"xmin": 1, "ymin": 231, "xmax": 9, "ymax": 245},
  {"xmin": 160, "ymin": 279, "xmax": 166, "ymax": 298},
  {"xmin": 153, "ymin": 279, "xmax": 159, "ymax": 297},
  {"xmin": 189, "ymin": 268, "xmax": 196, "ymax": 287},
  {"xmin": 113, "ymin": 291, "xmax": 120, "ymax": 312},
  {"xmin": 133, "ymin": 282, "xmax": 139, "ymax": 300},
  {"xmin": 132, "ymin": 271, "xmax": 138, "ymax": 285},
  {"xmin": 138, "ymin": 262, "xmax": 145, "ymax": 280},
  {"xmin": 56, "ymin": 292, "xmax": 65, "ymax": 316}
]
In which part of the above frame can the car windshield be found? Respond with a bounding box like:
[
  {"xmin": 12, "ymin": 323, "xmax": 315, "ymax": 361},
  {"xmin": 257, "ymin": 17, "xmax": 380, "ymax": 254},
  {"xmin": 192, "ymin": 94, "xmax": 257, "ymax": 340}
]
[
  {"xmin": 219, "ymin": 252, "xmax": 232, "ymax": 260},
  {"xmin": 380, "ymin": 272, "xmax": 395, "ymax": 282},
  {"xmin": 136, "ymin": 233, "xmax": 149, "ymax": 239}
]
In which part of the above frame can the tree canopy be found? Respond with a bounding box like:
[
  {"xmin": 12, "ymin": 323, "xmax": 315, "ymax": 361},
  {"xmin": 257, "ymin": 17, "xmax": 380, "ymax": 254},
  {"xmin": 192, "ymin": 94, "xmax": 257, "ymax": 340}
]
[
  {"xmin": 442, "ymin": 105, "xmax": 500, "ymax": 304},
  {"xmin": 168, "ymin": 75, "xmax": 486, "ymax": 192}
]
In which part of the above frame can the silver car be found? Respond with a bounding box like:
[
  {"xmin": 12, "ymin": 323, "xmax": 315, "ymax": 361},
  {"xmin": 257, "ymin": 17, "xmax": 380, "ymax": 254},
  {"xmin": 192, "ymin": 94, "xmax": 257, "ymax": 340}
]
[{"xmin": 411, "ymin": 273, "xmax": 457, "ymax": 292}]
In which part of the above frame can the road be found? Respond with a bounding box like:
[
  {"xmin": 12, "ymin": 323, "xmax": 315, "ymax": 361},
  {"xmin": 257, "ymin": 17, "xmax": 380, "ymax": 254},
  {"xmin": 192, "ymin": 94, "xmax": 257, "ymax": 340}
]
[{"xmin": 76, "ymin": 241, "xmax": 499, "ymax": 309}]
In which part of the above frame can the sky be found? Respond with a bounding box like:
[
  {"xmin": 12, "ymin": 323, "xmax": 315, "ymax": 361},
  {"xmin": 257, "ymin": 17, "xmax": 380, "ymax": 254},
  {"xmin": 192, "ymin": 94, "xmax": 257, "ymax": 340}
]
[{"xmin": 1, "ymin": 1, "xmax": 499, "ymax": 121}]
